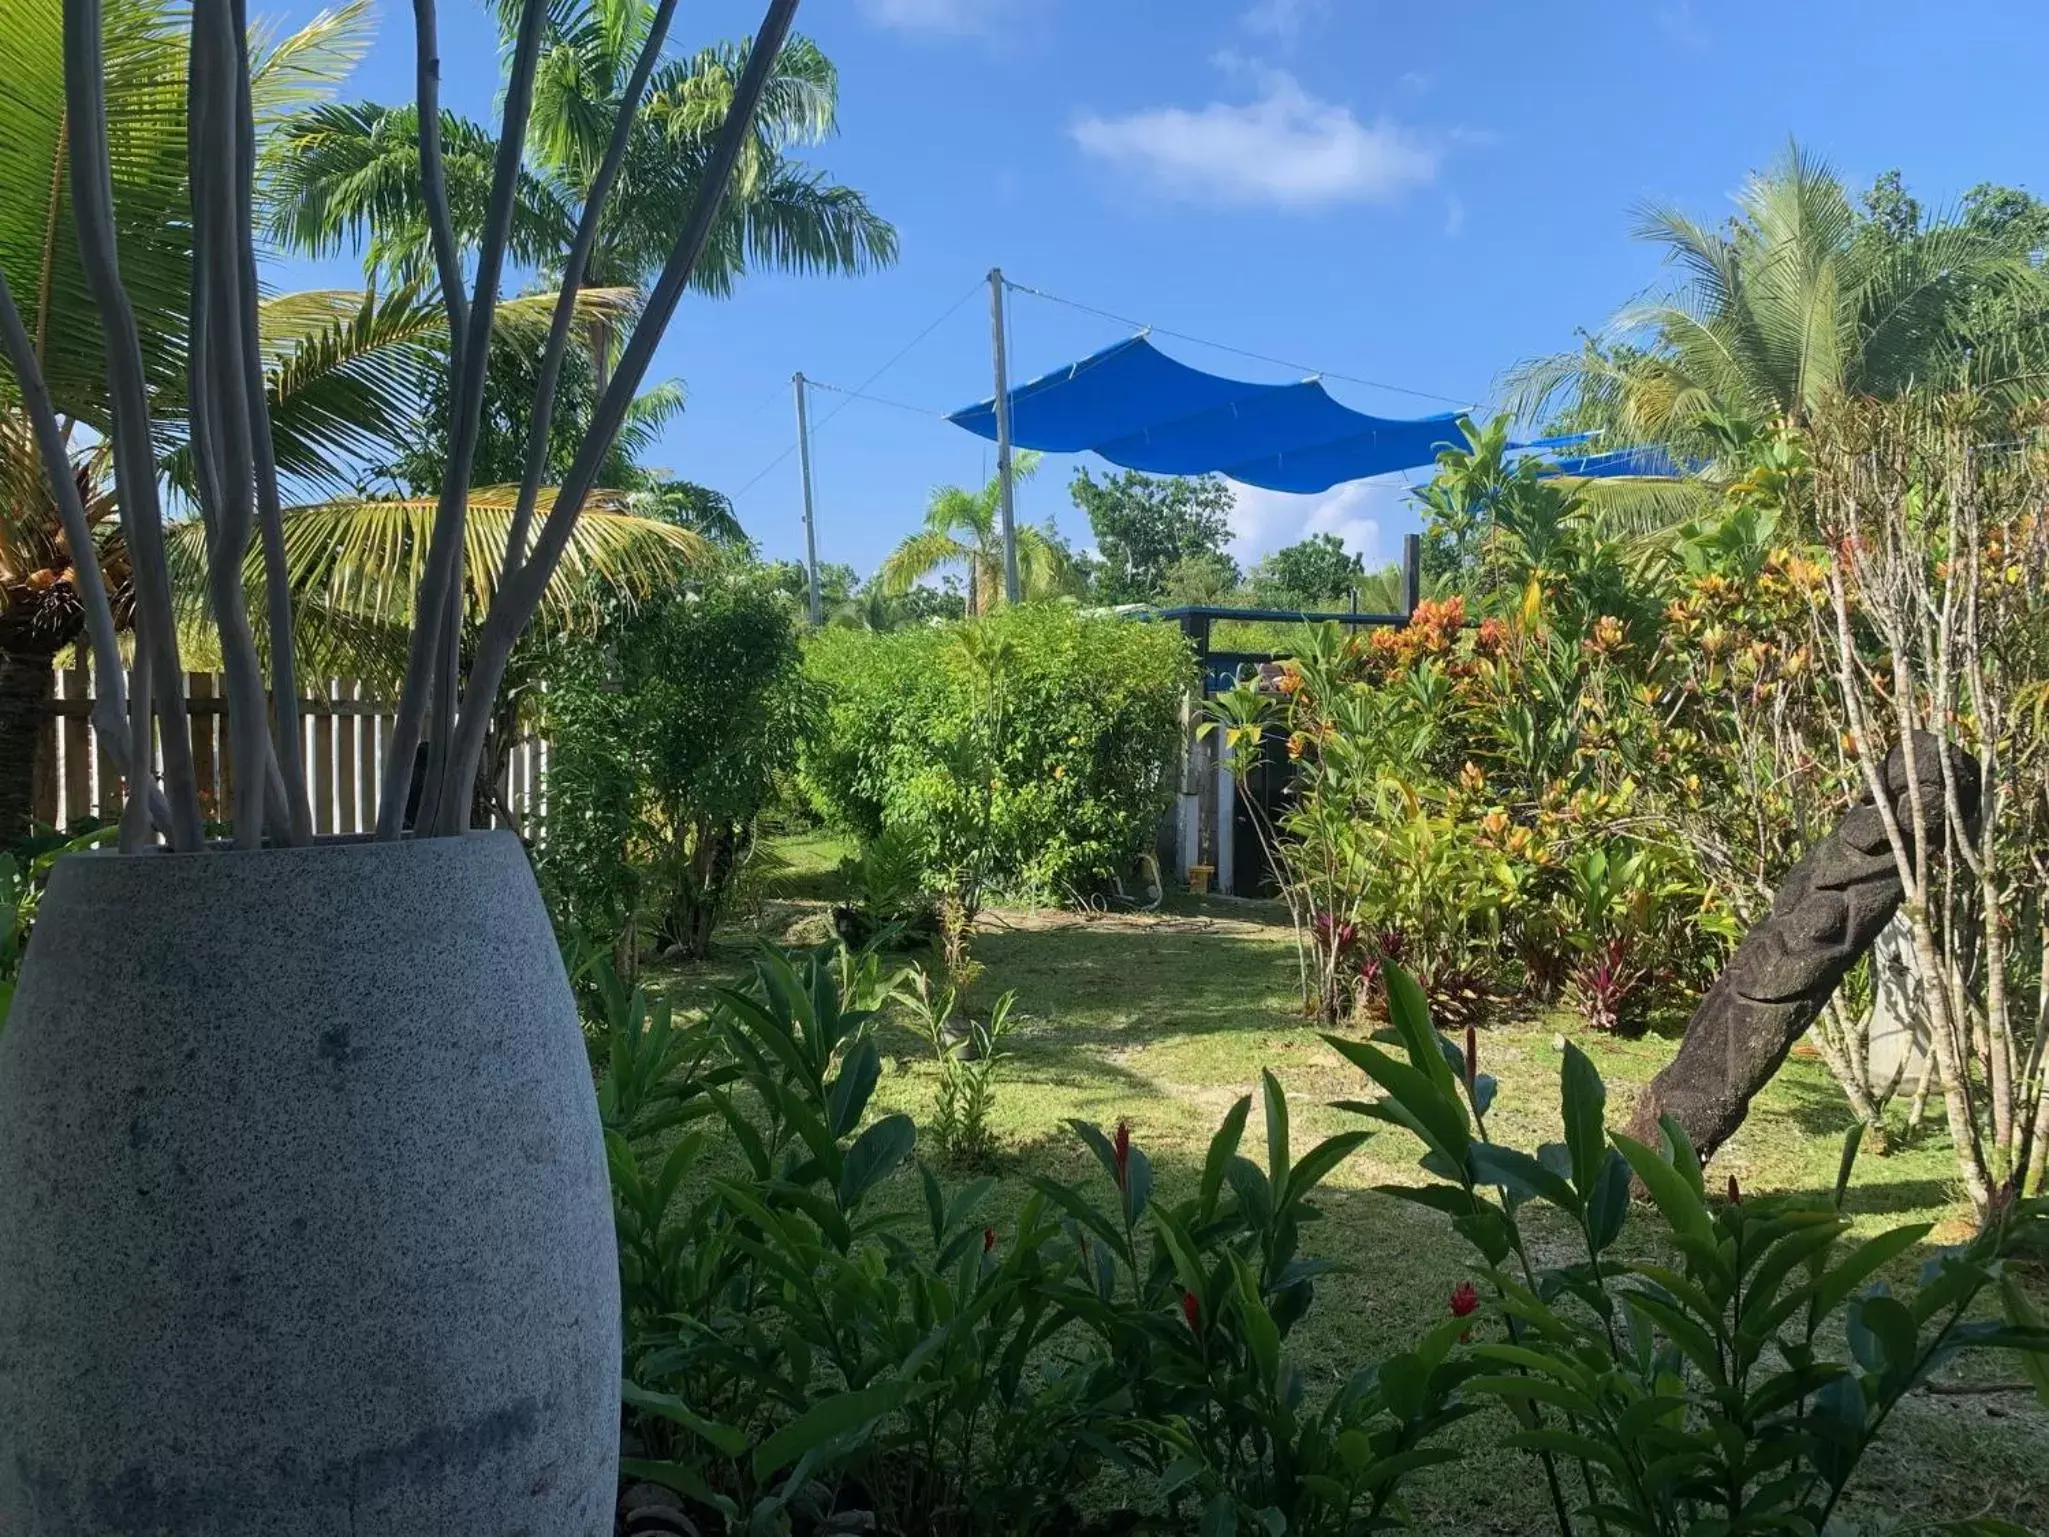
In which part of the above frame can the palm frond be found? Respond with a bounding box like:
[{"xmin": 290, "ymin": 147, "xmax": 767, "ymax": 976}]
[
  {"xmin": 248, "ymin": 0, "xmax": 375, "ymax": 125},
  {"xmin": 878, "ymin": 528, "xmax": 967, "ymax": 597},
  {"xmin": 169, "ymin": 490, "xmax": 707, "ymax": 685}
]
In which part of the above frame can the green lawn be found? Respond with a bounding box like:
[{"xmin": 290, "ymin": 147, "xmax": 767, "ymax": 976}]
[{"xmin": 649, "ymin": 830, "xmax": 2049, "ymax": 1535}]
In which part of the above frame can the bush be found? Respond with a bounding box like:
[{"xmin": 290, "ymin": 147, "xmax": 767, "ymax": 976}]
[
  {"xmin": 540, "ymin": 576, "xmax": 807, "ymax": 968},
  {"xmin": 799, "ymin": 603, "xmax": 1193, "ymax": 903},
  {"xmin": 1332, "ymin": 969, "xmax": 2049, "ymax": 1537},
  {"xmin": 596, "ymin": 945, "xmax": 1475, "ymax": 1537},
  {"xmin": 592, "ymin": 949, "xmax": 2049, "ymax": 1536}
]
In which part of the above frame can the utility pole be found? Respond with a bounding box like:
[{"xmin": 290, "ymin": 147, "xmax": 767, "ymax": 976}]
[
  {"xmin": 1402, "ymin": 531, "xmax": 1422, "ymax": 618},
  {"xmin": 793, "ymin": 371, "xmax": 822, "ymax": 626},
  {"xmin": 988, "ymin": 268, "xmax": 1020, "ymax": 605}
]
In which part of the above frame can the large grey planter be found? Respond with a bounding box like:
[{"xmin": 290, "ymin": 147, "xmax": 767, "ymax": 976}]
[{"xmin": 0, "ymin": 831, "xmax": 618, "ymax": 1535}]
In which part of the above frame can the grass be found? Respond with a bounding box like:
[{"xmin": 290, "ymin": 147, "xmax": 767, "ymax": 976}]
[{"xmin": 647, "ymin": 829, "xmax": 2049, "ymax": 1535}]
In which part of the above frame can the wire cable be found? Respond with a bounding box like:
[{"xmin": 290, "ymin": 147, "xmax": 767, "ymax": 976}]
[
  {"xmin": 802, "ymin": 379, "xmax": 947, "ymax": 418},
  {"xmin": 1003, "ymin": 278, "xmax": 1474, "ymax": 409},
  {"xmin": 729, "ymin": 275, "xmax": 986, "ymax": 501}
]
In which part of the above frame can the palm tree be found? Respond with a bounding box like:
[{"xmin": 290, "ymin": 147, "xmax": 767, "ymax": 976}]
[
  {"xmin": 263, "ymin": 4, "xmax": 896, "ymax": 381},
  {"xmin": 1502, "ymin": 143, "xmax": 2046, "ymax": 528},
  {"xmin": 878, "ymin": 454, "xmax": 1079, "ymax": 616}
]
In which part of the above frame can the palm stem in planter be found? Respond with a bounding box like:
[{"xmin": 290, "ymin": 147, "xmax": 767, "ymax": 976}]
[
  {"xmin": 436, "ymin": 0, "xmax": 803, "ymax": 833},
  {"xmin": 61, "ymin": 0, "xmax": 204, "ymax": 848},
  {"xmin": 17, "ymin": 0, "xmax": 804, "ymax": 847},
  {"xmin": 0, "ymin": 273, "xmax": 163, "ymax": 829}
]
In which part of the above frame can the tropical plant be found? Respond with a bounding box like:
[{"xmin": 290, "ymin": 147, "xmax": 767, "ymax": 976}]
[
  {"xmin": 877, "ymin": 454, "xmax": 1078, "ymax": 616},
  {"xmin": 264, "ymin": 5, "xmax": 896, "ymax": 378},
  {"xmin": 831, "ymin": 826, "xmax": 937, "ymax": 948},
  {"xmin": 1503, "ymin": 144, "xmax": 2047, "ymax": 524},
  {"xmin": 0, "ymin": 0, "xmax": 804, "ymax": 856},
  {"xmin": 894, "ymin": 965, "xmax": 1016, "ymax": 1169},
  {"xmin": 1034, "ymin": 1077, "xmax": 1478, "ymax": 1536},
  {"xmin": 1331, "ymin": 966, "xmax": 2049, "ymax": 1537},
  {"xmin": 599, "ymin": 945, "xmax": 1480, "ymax": 1537}
]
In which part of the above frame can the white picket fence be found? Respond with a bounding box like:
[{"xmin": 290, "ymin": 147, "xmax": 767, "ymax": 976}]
[{"xmin": 36, "ymin": 656, "xmax": 547, "ymax": 835}]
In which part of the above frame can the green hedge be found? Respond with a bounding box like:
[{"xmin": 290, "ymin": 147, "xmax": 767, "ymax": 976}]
[{"xmin": 800, "ymin": 604, "xmax": 1194, "ymax": 900}]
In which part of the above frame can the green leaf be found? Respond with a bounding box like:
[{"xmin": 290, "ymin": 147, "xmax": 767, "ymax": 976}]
[
  {"xmin": 1384, "ymin": 965, "xmax": 1462, "ymax": 1102},
  {"xmin": 1656, "ymin": 1115, "xmax": 1705, "ymax": 1200},
  {"xmin": 1812, "ymin": 1223, "xmax": 1934, "ymax": 1318},
  {"xmin": 1856, "ymin": 1294, "xmax": 1920, "ymax": 1378},
  {"xmin": 1159, "ymin": 1455, "xmax": 1204, "ymax": 1496},
  {"xmin": 1070, "ymin": 1118, "xmax": 1122, "ymax": 1187},
  {"xmin": 828, "ymin": 1039, "xmax": 881, "ymax": 1138},
  {"xmin": 1587, "ymin": 1148, "xmax": 1632, "ymax": 1253},
  {"xmin": 621, "ymin": 1380, "xmax": 749, "ymax": 1457},
  {"xmin": 1622, "ymin": 1288, "xmax": 1727, "ymax": 1386},
  {"xmin": 705, "ymin": 1088, "xmax": 772, "ymax": 1181},
  {"xmin": 1324, "ymin": 1035, "xmax": 1469, "ymax": 1170},
  {"xmin": 750, "ymin": 1381, "xmax": 906, "ymax": 1479},
  {"xmin": 838, "ymin": 1114, "xmax": 916, "ymax": 1210},
  {"xmin": 1834, "ymin": 1122, "xmax": 1866, "ymax": 1210},
  {"xmin": 1559, "ymin": 1041, "xmax": 1608, "ymax": 1198},
  {"xmin": 1467, "ymin": 1372, "xmax": 1599, "ymax": 1418},
  {"xmin": 1285, "ymin": 1131, "xmax": 1370, "ymax": 1209},
  {"xmin": 1200, "ymin": 1095, "xmax": 1252, "ymax": 1220},
  {"xmin": 1230, "ymin": 1252, "xmax": 1283, "ymax": 1385},
  {"xmin": 1262, "ymin": 1069, "xmax": 1291, "ymax": 1202},
  {"xmin": 1151, "ymin": 1202, "xmax": 1208, "ymax": 1297},
  {"xmin": 1612, "ymin": 1132, "xmax": 1711, "ymax": 1245},
  {"xmin": 619, "ymin": 1458, "xmax": 737, "ymax": 1519},
  {"xmin": 1199, "ymin": 1489, "xmax": 1238, "ymax": 1537},
  {"xmin": 1471, "ymin": 1143, "xmax": 1581, "ymax": 1214},
  {"xmin": 2000, "ymin": 1272, "xmax": 2049, "ymax": 1409}
]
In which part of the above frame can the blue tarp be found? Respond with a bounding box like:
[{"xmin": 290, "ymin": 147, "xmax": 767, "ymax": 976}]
[
  {"xmin": 1546, "ymin": 444, "xmax": 1686, "ymax": 478},
  {"xmin": 946, "ymin": 335, "xmax": 1464, "ymax": 494}
]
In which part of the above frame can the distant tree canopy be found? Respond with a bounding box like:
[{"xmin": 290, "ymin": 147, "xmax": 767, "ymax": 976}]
[
  {"xmin": 1250, "ymin": 533, "xmax": 1366, "ymax": 606},
  {"xmin": 1069, "ymin": 468, "xmax": 1237, "ymax": 605}
]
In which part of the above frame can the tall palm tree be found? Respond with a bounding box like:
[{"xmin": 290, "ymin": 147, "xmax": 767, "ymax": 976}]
[
  {"xmin": 1502, "ymin": 143, "xmax": 2047, "ymax": 529},
  {"xmin": 262, "ymin": 4, "xmax": 896, "ymax": 381},
  {"xmin": 878, "ymin": 454, "xmax": 1078, "ymax": 616}
]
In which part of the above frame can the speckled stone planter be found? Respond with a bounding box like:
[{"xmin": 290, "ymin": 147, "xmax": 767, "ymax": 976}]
[{"xmin": 0, "ymin": 832, "xmax": 618, "ymax": 1536}]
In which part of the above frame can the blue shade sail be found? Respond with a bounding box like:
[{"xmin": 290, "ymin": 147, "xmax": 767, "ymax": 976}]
[
  {"xmin": 946, "ymin": 335, "xmax": 1464, "ymax": 493},
  {"xmin": 1546, "ymin": 444, "xmax": 1687, "ymax": 478}
]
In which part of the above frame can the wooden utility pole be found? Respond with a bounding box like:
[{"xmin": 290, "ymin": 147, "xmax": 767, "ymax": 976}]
[
  {"xmin": 793, "ymin": 371, "xmax": 822, "ymax": 625},
  {"xmin": 989, "ymin": 268, "xmax": 1020, "ymax": 604}
]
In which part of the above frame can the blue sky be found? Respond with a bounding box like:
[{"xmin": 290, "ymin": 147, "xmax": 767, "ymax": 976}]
[{"xmin": 276, "ymin": 0, "xmax": 2048, "ymax": 579}]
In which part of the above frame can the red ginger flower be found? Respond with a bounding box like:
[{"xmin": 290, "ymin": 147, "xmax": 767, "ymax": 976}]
[
  {"xmin": 1180, "ymin": 1291, "xmax": 1200, "ymax": 1331},
  {"xmin": 1112, "ymin": 1119, "xmax": 1132, "ymax": 1192},
  {"xmin": 1449, "ymin": 1281, "xmax": 1479, "ymax": 1319},
  {"xmin": 983, "ymin": 1226, "xmax": 997, "ymax": 1253}
]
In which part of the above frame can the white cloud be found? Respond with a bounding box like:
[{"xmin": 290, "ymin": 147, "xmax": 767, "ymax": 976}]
[
  {"xmin": 857, "ymin": 0, "xmax": 998, "ymax": 35},
  {"xmin": 1228, "ymin": 477, "xmax": 1418, "ymax": 567},
  {"xmin": 1072, "ymin": 70, "xmax": 1439, "ymax": 211},
  {"xmin": 1444, "ymin": 194, "xmax": 1466, "ymax": 237}
]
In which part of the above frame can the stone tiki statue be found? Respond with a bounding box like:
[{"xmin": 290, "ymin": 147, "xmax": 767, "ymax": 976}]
[{"xmin": 1628, "ymin": 733, "xmax": 1981, "ymax": 1161}]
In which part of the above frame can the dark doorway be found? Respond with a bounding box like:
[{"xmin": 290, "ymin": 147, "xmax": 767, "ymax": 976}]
[{"xmin": 1230, "ymin": 726, "xmax": 1292, "ymax": 898}]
